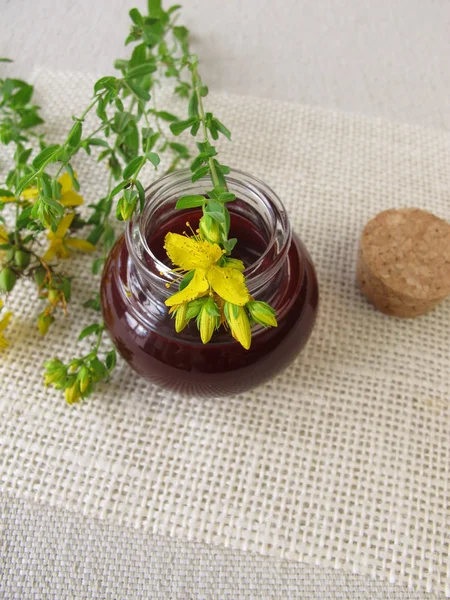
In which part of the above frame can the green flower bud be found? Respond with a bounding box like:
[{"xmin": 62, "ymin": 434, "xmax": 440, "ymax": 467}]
[
  {"xmin": 14, "ymin": 249, "xmax": 31, "ymax": 269},
  {"xmin": 174, "ymin": 302, "xmax": 188, "ymax": 333},
  {"xmin": 47, "ymin": 289, "xmax": 60, "ymax": 305},
  {"xmin": 224, "ymin": 302, "xmax": 252, "ymax": 350},
  {"xmin": 197, "ymin": 297, "xmax": 219, "ymax": 344},
  {"xmin": 0, "ymin": 267, "xmax": 17, "ymax": 293},
  {"xmin": 77, "ymin": 366, "xmax": 91, "ymax": 394},
  {"xmin": 199, "ymin": 215, "xmax": 221, "ymax": 244},
  {"xmin": 5, "ymin": 248, "xmax": 15, "ymax": 263},
  {"xmin": 65, "ymin": 382, "xmax": 81, "ymax": 405},
  {"xmin": 116, "ymin": 195, "xmax": 137, "ymax": 221},
  {"xmin": 38, "ymin": 313, "xmax": 54, "ymax": 336},
  {"xmin": 246, "ymin": 301, "xmax": 277, "ymax": 328}
]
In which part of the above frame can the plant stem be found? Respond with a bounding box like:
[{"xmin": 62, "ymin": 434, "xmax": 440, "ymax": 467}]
[{"xmin": 192, "ymin": 66, "xmax": 220, "ymax": 189}]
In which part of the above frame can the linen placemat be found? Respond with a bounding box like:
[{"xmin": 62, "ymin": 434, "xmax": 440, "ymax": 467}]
[
  {"xmin": 1, "ymin": 494, "xmax": 446, "ymax": 599},
  {"xmin": 0, "ymin": 69, "xmax": 449, "ymax": 597}
]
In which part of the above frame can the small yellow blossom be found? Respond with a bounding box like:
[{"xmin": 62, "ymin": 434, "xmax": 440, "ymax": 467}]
[
  {"xmin": 164, "ymin": 232, "xmax": 250, "ymax": 308},
  {"xmin": 42, "ymin": 212, "xmax": 95, "ymax": 262},
  {"xmin": 0, "ymin": 299, "xmax": 12, "ymax": 352},
  {"xmin": 57, "ymin": 172, "xmax": 84, "ymax": 207},
  {"xmin": 0, "ymin": 172, "xmax": 83, "ymax": 207}
]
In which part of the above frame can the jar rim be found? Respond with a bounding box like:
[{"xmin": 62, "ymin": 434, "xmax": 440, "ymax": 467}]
[{"xmin": 126, "ymin": 167, "xmax": 292, "ymax": 297}]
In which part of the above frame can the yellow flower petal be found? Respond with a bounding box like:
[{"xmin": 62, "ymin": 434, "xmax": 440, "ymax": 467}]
[
  {"xmin": 207, "ymin": 266, "xmax": 250, "ymax": 306},
  {"xmin": 0, "ymin": 311, "xmax": 12, "ymax": 331},
  {"xmin": 66, "ymin": 238, "xmax": 96, "ymax": 252},
  {"xmin": 0, "ymin": 334, "xmax": 8, "ymax": 350},
  {"xmin": 22, "ymin": 187, "xmax": 39, "ymax": 201},
  {"xmin": 55, "ymin": 213, "xmax": 75, "ymax": 238},
  {"xmin": 60, "ymin": 190, "xmax": 84, "ymax": 207},
  {"xmin": 0, "ymin": 225, "xmax": 8, "ymax": 245},
  {"xmin": 164, "ymin": 233, "xmax": 222, "ymax": 271},
  {"xmin": 42, "ymin": 242, "xmax": 59, "ymax": 262},
  {"xmin": 58, "ymin": 172, "xmax": 73, "ymax": 195},
  {"xmin": 165, "ymin": 268, "xmax": 209, "ymax": 307}
]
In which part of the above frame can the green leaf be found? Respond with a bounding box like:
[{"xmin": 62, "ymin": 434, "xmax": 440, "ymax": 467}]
[
  {"xmin": 94, "ymin": 76, "xmax": 117, "ymax": 93},
  {"xmin": 32, "ymin": 144, "xmax": 60, "ymax": 169},
  {"xmin": 126, "ymin": 80, "xmax": 150, "ymax": 101},
  {"xmin": 0, "ymin": 189, "xmax": 14, "ymax": 198},
  {"xmin": 213, "ymin": 118, "xmax": 231, "ymax": 141},
  {"xmin": 175, "ymin": 195, "xmax": 205, "ymax": 210},
  {"xmin": 78, "ymin": 323, "xmax": 101, "ymax": 341},
  {"xmin": 110, "ymin": 180, "xmax": 129, "ymax": 197},
  {"xmin": 19, "ymin": 110, "xmax": 44, "ymax": 129},
  {"xmin": 114, "ymin": 59, "xmax": 129, "ymax": 71},
  {"xmin": 65, "ymin": 163, "xmax": 80, "ymax": 191},
  {"xmin": 129, "ymin": 7, "xmax": 143, "ymax": 25},
  {"xmin": 113, "ymin": 111, "xmax": 133, "ymax": 133},
  {"xmin": 190, "ymin": 121, "xmax": 200, "ymax": 136},
  {"xmin": 167, "ymin": 4, "xmax": 182, "ymax": 15},
  {"xmin": 103, "ymin": 223, "xmax": 115, "ymax": 250},
  {"xmin": 106, "ymin": 349, "xmax": 117, "ymax": 371},
  {"xmin": 190, "ymin": 153, "xmax": 207, "ymax": 172},
  {"xmin": 83, "ymin": 294, "xmax": 102, "ymax": 312},
  {"xmin": 92, "ymin": 257, "xmax": 105, "ymax": 275},
  {"xmin": 87, "ymin": 224, "xmax": 104, "ymax": 245},
  {"xmin": 179, "ymin": 270, "xmax": 195, "ymax": 291},
  {"xmin": 222, "ymin": 238, "xmax": 237, "ymax": 254},
  {"xmin": 125, "ymin": 63, "xmax": 158, "ymax": 79},
  {"xmin": 15, "ymin": 171, "xmax": 37, "ymax": 196},
  {"xmin": 219, "ymin": 191, "xmax": 236, "ymax": 202},
  {"xmin": 145, "ymin": 152, "xmax": 160, "ymax": 167},
  {"xmin": 148, "ymin": 0, "xmax": 163, "ymax": 16},
  {"xmin": 67, "ymin": 121, "xmax": 82, "ymax": 148},
  {"xmin": 155, "ymin": 111, "xmax": 179, "ymax": 122},
  {"xmin": 169, "ymin": 142, "xmax": 189, "ymax": 159},
  {"xmin": 170, "ymin": 117, "xmax": 198, "ymax": 136},
  {"xmin": 87, "ymin": 137, "xmax": 109, "ymax": 148},
  {"xmin": 0, "ymin": 58, "xmax": 13, "ymax": 63},
  {"xmin": 130, "ymin": 43, "xmax": 147, "ymax": 67},
  {"xmin": 115, "ymin": 97, "xmax": 124, "ymax": 111},
  {"xmin": 188, "ymin": 92, "xmax": 198, "ymax": 118},
  {"xmin": 17, "ymin": 147, "xmax": 33, "ymax": 165},
  {"xmin": 16, "ymin": 206, "xmax": 33, "ymax": 229},
  {"xmin": 191, "ymin": 165, "xmax": 209, "ymax": 182},
  {"xmin": 135, "ymin": 179, "xmax": 146, "ymax": 212},
  {"xmin": 123, "ymin": 156, "xmax": 143, "ymax": 179},
  {"xmin": 173, "ymin": 26, "xmax": 189, "ymax": 41},
  {"xmin": 11, "ymin": 84, "xmax": 33, "ymax": 106}
]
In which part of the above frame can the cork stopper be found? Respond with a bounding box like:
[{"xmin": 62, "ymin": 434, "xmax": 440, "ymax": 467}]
[{"xmin": 357, "ymin": 208, "xmax": 450, "ymax": 317}]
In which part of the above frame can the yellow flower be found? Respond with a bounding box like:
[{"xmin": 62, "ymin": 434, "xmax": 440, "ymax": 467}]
[
  {"xmin": 42, "ymin": 212, "xmax": 95, "ymax": 262},
  {"xmin": 164, "ymin": 232, "xmax": 250, "ymax": 308},
  {"xmin": 0, "ymin": 299, "xmax": 12, "ymax": 352},
  {"xmin": 0, "ymin": 173, "xmax": 83, "ymax": 207},
  {"xmin": 57, "ymin": 172, "xmax": 84, "ymax": 207}
]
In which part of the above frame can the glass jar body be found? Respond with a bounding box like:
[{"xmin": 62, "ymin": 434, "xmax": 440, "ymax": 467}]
[{"xmin": 101, "ymin": 170, "xmax": 319, "ymax": 396}]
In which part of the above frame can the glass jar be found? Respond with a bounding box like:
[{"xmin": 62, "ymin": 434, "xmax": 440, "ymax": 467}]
[{"xmin": 101, "ymin": 169, "xmax": 319, "ymax": 396}]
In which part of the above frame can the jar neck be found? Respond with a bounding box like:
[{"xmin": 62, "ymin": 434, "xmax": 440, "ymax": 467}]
[{"xmin": 125, "ymin": 168, "xmax": 292, "ymax": 301}]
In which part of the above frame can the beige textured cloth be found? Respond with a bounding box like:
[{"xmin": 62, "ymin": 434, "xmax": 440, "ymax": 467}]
[{"xmin": 0, "ymin": 70, "xmax": 449, "ymax": 598}]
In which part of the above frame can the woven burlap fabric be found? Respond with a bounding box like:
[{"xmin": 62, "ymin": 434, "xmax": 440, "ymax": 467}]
[
  {"xmin": 1, "ymin": 494, "xmax": 446, "ymax": 600},
  {"xmin": 0, "ymin": 70, "xmax": 449, "ymax": 597}
]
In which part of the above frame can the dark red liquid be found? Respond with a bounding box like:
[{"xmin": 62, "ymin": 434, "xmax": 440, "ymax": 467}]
[{"xmin": 101, "ymin": 210, "xmax": 319, "ymax": 396}]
